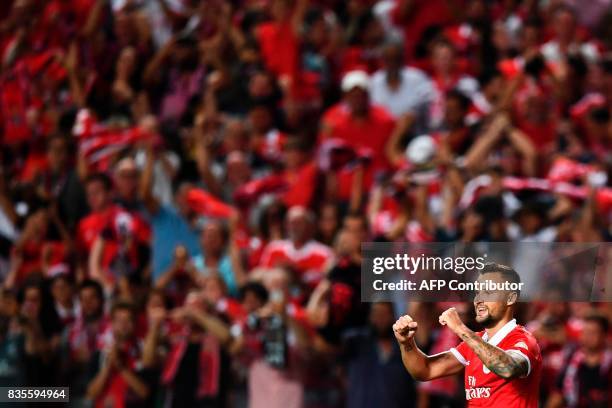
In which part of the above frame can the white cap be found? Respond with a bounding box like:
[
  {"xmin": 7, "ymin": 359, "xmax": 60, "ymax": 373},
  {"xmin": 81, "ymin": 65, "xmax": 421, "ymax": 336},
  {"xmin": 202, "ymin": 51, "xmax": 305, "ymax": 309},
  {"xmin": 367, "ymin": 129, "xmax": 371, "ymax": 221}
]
[
  {"xmin": 341, "ymin": 70, "xmax": 370, "ymax": 92},
  {"xmin": 405, "ymin": 135, "xmax": 436, "ymax": 165}
]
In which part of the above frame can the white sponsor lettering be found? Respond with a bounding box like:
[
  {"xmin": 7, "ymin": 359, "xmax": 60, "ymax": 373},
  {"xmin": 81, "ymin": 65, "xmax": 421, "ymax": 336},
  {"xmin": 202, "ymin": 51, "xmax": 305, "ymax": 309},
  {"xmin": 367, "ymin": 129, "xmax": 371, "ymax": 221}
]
[
  {"xmin": 465, "ymin": 387, "xmax": 491, "ymax": 400},
  {"xmin": 465, "ymin": 376, "xmax": 490, "ymax": 400}
]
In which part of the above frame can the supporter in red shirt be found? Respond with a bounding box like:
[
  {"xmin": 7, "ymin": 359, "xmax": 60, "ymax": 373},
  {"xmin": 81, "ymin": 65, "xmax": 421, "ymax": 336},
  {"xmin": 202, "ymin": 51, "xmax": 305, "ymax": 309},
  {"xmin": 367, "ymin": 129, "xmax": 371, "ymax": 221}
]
[
  {"xmin": 77, "ymin": 170, "xmax": 150, "ymax": 293},
  {"xmin": 321, "ymin": 70, "xmax": 396, "ymax": 199},
  {"xmin": 88, "ymin": 207, "xmax": 151, "ymax": 294},
  {"xmin": 6, "ymin": 205, "xmax": 70, "ymax": 287},
  {"xmin": 280, "ymin": 137, "xmax": 319, "ymax": 208},
  {"xmin": 514, "ymin": 86, "xmax": 558, "ymax": 154},
  {"xmin": 256, "ymin": 0, "xmax": 307, "ymax": 89},
  {"xmin": 77, "ymin": 173, "xmax": 115, "ymax": 254},
  {"xmin": 259, "ymin": 206, "xmax": 334, "ymax": 289},
  {"xmin": 85, "ymin": 302, "xmax": 149, "ymax": 408},
  {"xmin": 321, "ymin": 70, "xmax": 395, "ymax": 169},
  {"xmin": 232, "ymin": 136, "xmax": 318, "ymax": 210}
]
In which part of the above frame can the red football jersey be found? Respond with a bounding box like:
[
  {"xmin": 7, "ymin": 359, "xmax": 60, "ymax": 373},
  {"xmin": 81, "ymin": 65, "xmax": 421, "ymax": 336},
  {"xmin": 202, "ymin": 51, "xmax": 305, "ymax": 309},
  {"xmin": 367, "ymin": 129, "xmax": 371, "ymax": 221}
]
[
  {"xmin": 449, "ymin": 319, "xmax": 542, "ymax": 407},
  {"xmin": 259, "ymin": 240, "xmax": 334, "ymax": 287}
]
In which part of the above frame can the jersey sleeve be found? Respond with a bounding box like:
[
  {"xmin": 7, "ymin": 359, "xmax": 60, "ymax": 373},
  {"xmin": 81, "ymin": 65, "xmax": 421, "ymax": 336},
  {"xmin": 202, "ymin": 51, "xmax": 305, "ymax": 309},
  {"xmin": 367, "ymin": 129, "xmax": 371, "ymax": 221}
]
[
  {"xmin": 449, "ymin": 340, "xmax": 470, "ymax": 366},
  {"xmin": 503, "ymin": 330, "xmax": 540, "ymax": 378}
]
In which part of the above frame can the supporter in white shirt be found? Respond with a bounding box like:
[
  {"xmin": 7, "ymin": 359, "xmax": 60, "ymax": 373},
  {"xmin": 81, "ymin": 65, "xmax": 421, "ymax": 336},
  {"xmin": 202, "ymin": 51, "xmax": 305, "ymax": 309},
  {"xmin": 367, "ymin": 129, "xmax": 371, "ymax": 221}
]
[{"xmin": 370, "ymin": 41, "xmax": 435, "ymax": 134}]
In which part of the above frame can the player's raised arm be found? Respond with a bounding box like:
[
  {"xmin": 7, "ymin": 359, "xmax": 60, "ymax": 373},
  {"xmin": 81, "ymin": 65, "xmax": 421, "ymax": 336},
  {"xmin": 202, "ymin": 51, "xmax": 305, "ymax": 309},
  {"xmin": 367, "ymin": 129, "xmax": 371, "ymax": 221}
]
[
  {"xmin": 439, "ymin": 307, "xmax": 529, "ymax": 379},
  {"xmin": 393, "ymin": 314, "xmax": 464, "ymax": 381}
]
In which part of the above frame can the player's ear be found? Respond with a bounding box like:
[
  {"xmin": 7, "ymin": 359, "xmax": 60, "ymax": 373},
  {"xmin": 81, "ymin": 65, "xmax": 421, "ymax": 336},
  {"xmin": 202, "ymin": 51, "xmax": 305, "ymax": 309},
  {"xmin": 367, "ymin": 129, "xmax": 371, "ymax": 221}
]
[{"xmin": 506, "ymin": 291, "xmax": 518, "ymax": 306}]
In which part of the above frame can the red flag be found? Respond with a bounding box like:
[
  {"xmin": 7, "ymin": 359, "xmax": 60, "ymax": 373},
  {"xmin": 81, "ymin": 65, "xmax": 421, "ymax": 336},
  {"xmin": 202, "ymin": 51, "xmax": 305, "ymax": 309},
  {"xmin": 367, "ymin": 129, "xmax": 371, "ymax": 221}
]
[
  {"xmin": 547, "ymin": 157, "xmax": 592, "ymax": 183},
  {"xmin": 570, "ymin": 93, "xmax": 606, "ymax": 121},
  {"xmin": 186, "ymin": 188, "xmax": 234, "ymax": 219},
  {"xmin": 232, "ymin": 174, "xmax": 288, "ymax": 205}
]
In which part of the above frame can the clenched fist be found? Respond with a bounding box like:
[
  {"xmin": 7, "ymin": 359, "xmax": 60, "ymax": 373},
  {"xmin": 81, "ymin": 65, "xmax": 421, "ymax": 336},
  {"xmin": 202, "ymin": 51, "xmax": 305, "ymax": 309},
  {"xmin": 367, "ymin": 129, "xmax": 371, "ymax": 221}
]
[
  {"xmin": 438, "ymin": 307, "xmax": 466, "ymax": 335},
  {"xmin": 393, "ymin": 315, "xmax": 418, "ymax": 345}
]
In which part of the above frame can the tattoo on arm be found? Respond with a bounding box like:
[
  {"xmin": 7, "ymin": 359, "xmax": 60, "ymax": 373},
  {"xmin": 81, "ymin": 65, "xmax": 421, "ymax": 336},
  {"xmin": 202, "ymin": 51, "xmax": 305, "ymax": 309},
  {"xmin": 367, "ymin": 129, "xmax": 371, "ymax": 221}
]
[{"xmin": 459, "ymin": 330, "xmax": 528, "ymax": 379}]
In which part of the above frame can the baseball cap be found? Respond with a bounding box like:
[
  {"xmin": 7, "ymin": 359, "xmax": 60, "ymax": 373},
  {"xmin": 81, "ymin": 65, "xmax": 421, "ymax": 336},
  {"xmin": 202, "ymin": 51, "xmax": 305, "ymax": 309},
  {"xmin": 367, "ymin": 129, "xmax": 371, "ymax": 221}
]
[{"xmin": 341, "ymin": 70, "xmax": 370, "ymax": 92}]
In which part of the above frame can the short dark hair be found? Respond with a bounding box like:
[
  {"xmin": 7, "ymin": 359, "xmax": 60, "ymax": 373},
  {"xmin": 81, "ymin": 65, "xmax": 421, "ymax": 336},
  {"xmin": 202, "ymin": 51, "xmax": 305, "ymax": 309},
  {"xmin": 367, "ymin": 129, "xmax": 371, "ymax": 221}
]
[
  {"xmin": 1, "ymin": 288, "xmax": 16, "ymax": 300},
  {"xmin": 479, "ymin": 69, "xmax": 501, "ymax": 88},
  {"xmin": 479, "ymin": 262, "xmax": 522, "ymax": 296},
  {"xmin": 147, "ymin": 288, "xmax": 173, "ymax": 310},
  {"xmin": 432, "ymin": 37, "xmax": 455, "ymax": 53},
  {"xmin": 79, "ymin": 279, "xmax": 104, "ymax": 301},
  {"xmin": 50, "ymin": 272, "xmax": 74, "ymax": 286},
  {"xmin": 85, "ymin": 173, "xmax": 113, "ymax": 191},
  {"xmin": 239, "ymin": 282, "xmax": 269, "ymax": 304},
  {"xmin": 446, "ymin": 89, "xmax": 472, "ymax": 111},
  {"xmin": 590, "ymin": 106, "xmax": 610, "ymax": 124},
  {"xmin": 110, "ymin": 301, "xmax": 135, "ymax": 319},
  {"xmin": 583, "ymin": 314, "xmax": 609, "ymax": 333}
]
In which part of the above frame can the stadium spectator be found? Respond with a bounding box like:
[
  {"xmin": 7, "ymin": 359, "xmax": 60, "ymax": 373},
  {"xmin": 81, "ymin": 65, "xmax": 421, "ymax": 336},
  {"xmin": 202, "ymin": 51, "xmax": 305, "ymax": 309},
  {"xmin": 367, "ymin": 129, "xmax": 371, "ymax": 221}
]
[
  {"xmin": 0, "ymin": 1, "xmax": 609, "ymax": 407},
  {"xmin": 259, "ymin": 206, "xmax": 334, "ymax": 290},
  {"xmin": 546, "ymin": 314, "xmax": 611, "ymax": 408},
  {"xmin": 343, "ymin": 302, "xmax": 416, "ymax": 408},
  {"xmin": 85, "ymin": 302, "xmax": 149, "ymax": 407},
  {"xmin": 61, "ymin": 279, "xmax": 108, "ymax": 406},
  {"xmin": 143, "ymin": 289, "xmax": 233, "ymax": 407}
]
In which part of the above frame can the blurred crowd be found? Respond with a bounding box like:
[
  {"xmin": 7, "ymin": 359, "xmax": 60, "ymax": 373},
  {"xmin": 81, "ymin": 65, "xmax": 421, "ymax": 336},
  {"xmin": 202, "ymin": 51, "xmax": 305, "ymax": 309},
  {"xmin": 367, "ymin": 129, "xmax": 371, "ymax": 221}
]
[{"xmin": 0, "ymin": 0, "xmax": 611, "ymax": 407}]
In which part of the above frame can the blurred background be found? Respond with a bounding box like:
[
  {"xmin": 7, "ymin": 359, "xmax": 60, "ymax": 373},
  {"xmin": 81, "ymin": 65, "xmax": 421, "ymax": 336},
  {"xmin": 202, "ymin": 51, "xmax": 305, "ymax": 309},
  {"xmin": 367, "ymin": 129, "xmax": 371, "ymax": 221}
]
[{"xmin": 0, "ymin": 0, "xmax": 610, "ymax": 407}]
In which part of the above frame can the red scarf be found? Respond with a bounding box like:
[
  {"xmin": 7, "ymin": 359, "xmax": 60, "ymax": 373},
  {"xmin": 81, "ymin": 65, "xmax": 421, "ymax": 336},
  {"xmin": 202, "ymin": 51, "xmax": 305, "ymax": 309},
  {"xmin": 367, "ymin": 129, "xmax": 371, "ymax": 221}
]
[
  {"xmin": 67, "ymin": 315, "xmax": 108, "ymax": 361},
  {"xmin": 161, "ymin": 328, "xmax": 221, "ymax": 398},
  {"xmin": 186, "ymin": 188, "xmax": 234, "ymax": 219},
  {"xmin": 95, "ymin": 338, "xmax": 141, "ymax": 408}
]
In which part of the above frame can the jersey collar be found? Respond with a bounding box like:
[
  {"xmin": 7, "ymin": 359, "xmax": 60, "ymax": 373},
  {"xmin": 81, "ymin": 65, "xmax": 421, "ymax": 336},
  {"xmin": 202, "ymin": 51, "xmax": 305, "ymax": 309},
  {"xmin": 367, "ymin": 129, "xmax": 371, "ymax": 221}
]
[{"xmin": 482, "ymin": 318, "xmax": 517, "ymax": 346}]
